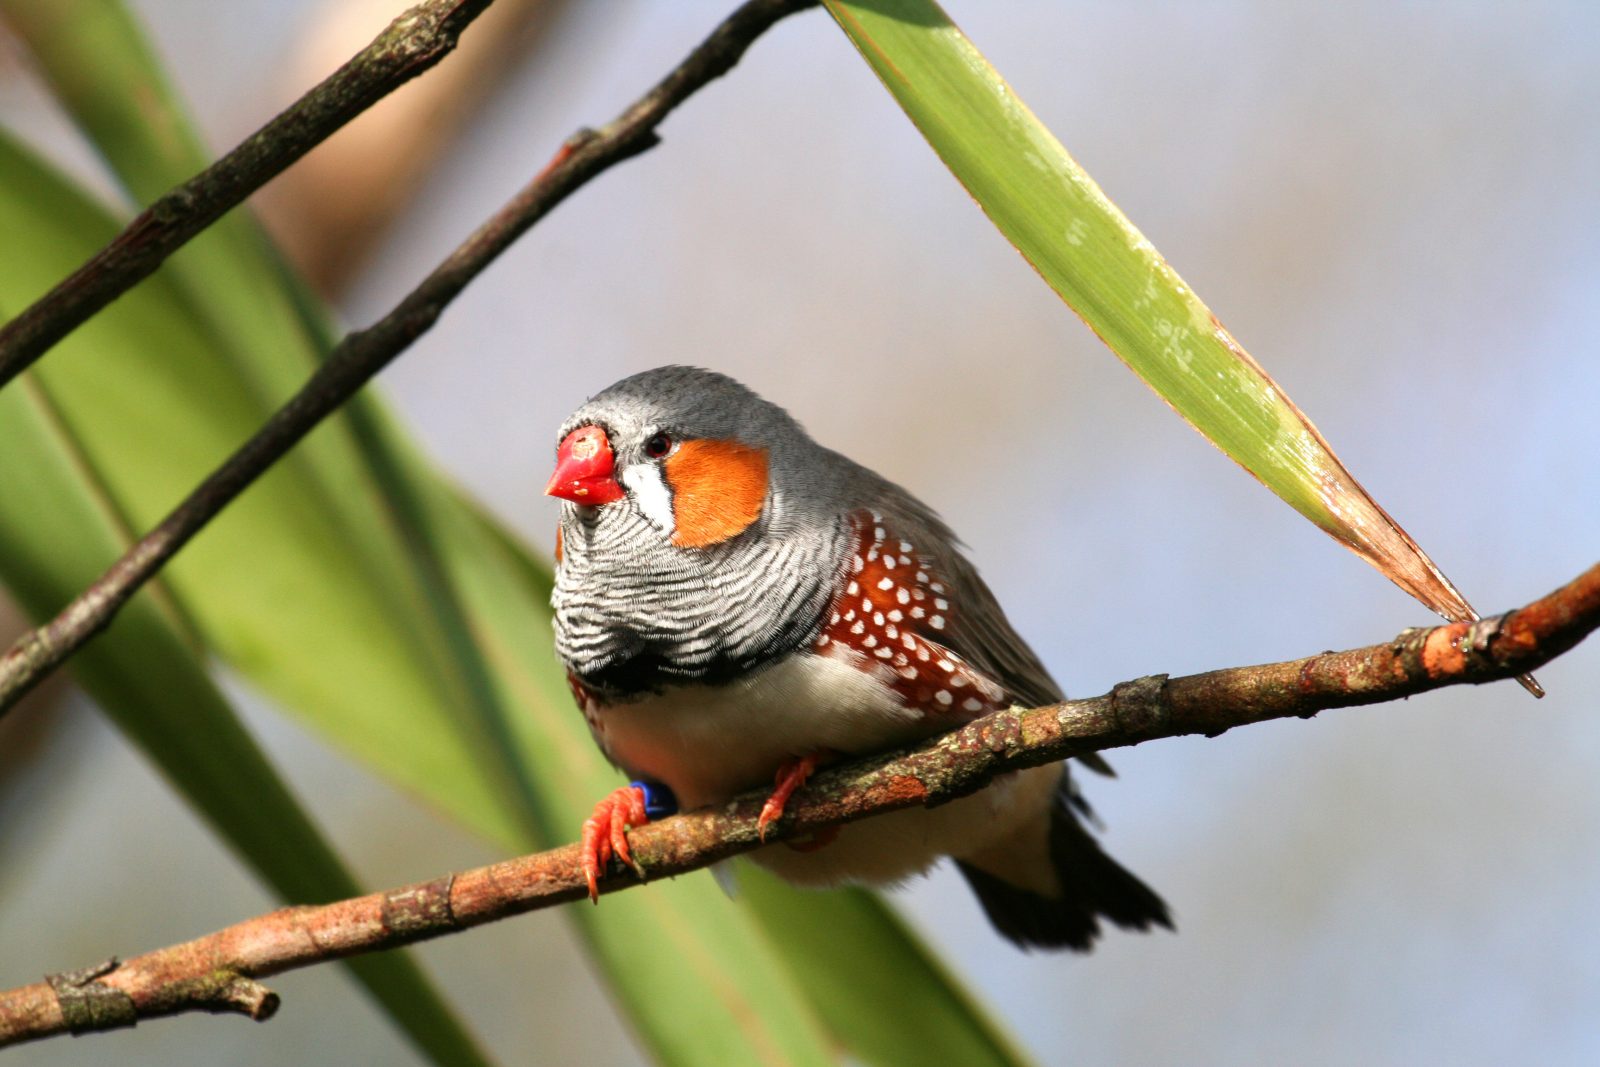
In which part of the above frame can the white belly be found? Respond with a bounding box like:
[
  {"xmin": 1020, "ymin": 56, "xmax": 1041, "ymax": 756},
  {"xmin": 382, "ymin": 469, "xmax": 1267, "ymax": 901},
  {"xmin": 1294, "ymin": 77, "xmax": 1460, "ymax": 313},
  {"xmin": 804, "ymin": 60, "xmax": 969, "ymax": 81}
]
[
  {"xmin": 591, "ymin": 649, "xmax": 928, "ymax": 809},
  {"xmin": 588, "ymin": 649, "xmax": 1059, "ymax": 887}
]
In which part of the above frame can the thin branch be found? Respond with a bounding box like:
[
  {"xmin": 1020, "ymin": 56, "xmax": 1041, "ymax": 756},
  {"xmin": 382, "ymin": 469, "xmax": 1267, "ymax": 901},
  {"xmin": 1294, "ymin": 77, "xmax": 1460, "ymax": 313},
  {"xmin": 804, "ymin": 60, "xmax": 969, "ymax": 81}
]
[
  {"xmin": 0, "ymin": 0, "xmax": 495, "ymax": 388},
  {"xmin": 1, "ymin": 562, "xmax": 1595, "ymax": 1049},
  {"xmin": 0, "ymin": 0, "xmax": 821, "ymax": 718}
]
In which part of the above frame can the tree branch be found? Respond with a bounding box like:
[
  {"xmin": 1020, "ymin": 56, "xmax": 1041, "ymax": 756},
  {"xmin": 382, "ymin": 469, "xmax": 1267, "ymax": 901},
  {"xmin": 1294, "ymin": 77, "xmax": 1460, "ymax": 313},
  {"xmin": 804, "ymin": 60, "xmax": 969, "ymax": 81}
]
[
  {"xmin": 0, "ymin": 0, "xmax": 496, "ymax": 388},
  {"xmin": 0, "ymin": 0, "xmax": 821, "ymax": 719},
  {"xmin": 2, "ymin": 562, "xmax": 1594, "ymax": 1049}
]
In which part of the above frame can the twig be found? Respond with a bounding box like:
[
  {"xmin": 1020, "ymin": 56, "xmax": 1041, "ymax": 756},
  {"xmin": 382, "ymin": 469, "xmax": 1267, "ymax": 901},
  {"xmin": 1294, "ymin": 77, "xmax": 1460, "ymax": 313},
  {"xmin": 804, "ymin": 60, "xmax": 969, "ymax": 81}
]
[
  {"xmin": 0, "ymin": 0, "xmax": 821, "ymax": 718},
  {"xmin": 1, "ymin": 561, "xmax": 1595, "ymax": 1049},
  {"xmin": 0, "ymin": 0, "xmax": 495, "ymax": 388}
]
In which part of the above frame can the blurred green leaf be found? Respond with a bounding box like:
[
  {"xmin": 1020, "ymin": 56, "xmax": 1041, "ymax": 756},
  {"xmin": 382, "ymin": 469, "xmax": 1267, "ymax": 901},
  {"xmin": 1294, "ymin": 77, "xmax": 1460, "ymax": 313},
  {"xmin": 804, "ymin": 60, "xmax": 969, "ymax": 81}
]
[
  {"xmin": 0, "ymin": 124, "xmax": 842, "ymax": 1064},
  {"xmin": 0, "ymin": 135, "xmax": 494, "ymax": 1067},
  {"xmin": 823, "ymin": 0, "xmax": 1491, "ymax": 634},
  {"xmin": 740, "ymin": 867, "xmax": 1037, "ymax": 1067}
]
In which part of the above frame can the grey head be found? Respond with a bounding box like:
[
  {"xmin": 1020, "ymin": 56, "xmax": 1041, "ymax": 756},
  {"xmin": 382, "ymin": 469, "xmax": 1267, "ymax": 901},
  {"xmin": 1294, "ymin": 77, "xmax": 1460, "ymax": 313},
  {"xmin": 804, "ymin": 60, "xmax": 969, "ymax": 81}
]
[{"xmin": 548, "ymin": 366, "xmax": 861, "ymax": 697}]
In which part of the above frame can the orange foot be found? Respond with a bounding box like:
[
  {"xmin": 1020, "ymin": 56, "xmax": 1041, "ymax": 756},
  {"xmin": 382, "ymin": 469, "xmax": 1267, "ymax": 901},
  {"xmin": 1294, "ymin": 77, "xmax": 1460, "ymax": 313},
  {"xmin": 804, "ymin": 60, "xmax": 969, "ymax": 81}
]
[
  {"xmin": 758, "ymin": 752, "xmax": 834, "ymax": 842},
  {"xmin": 580, "ymin": 785, "xmax": 648, "ymax": 902}
]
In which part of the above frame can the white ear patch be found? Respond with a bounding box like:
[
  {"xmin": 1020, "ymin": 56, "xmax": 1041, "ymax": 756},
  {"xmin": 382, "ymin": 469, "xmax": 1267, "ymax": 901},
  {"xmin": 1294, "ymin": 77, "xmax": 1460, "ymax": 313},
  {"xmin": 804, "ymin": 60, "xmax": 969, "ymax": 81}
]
[{"xmin": 621, "ymin": 463, "xmax": 675, "ymax": 538}]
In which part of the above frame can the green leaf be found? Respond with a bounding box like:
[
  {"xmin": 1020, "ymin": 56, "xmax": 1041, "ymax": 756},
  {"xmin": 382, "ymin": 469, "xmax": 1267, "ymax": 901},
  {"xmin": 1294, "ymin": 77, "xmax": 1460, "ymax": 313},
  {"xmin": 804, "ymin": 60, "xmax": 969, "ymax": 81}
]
[
  {"xmin": 740, "ymin": 868, "xmax": 1037, "ymax": 1067},
  {"xmin": 823, "ymin": 0, "xmax": 1495, "ymax": 636},
  {"xmin": 0, "ymin": 115, "xmax": 845, "ymax": 1061},
  {"xmin": 0, "ymin": 136, "xmax": 494, "ymax": 1067}
]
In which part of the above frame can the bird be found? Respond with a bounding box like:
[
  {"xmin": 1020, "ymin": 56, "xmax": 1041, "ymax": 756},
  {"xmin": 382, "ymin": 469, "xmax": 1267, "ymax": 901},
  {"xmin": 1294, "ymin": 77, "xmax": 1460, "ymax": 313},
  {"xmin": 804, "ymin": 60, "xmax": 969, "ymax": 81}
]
[{"xmin": 546, "ymin": 365, "xmax": 1171, "ymax": 950}]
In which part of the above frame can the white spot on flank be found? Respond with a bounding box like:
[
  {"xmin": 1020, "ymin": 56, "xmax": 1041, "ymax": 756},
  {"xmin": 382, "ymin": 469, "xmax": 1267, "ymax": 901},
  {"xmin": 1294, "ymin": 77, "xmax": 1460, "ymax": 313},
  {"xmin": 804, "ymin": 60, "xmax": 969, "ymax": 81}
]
[
  {"xmin": 950, "ymin": 674, "xmax": 968, "ymax": 688},
  {"xmin": 902, "ymin": 634, "xmax": 916, "ymax": 650},
  {"xmin": 934, "ymin": 598, "xmax": 948, "ymax": 611},
  {"xmin": 916, "ymin": 647, "xmax": 930, "ymax": 661},
  {"xmin": 888, "ymin": 609, "xmax": 903, "ymax": 622},
  {"xmin": 896, "ymin": 588, "xmax": 910, "ymax": 605},
  {"xmin": 898, "ymin": 665, "xmax": 916, "ymax": 679},
  {"xmin": 930, "ymin": 615, "xmax": 946, "ymax": 630},
  {"xmin": 896, "ymin": 555, "xmax": 911, "ymax": 566},
  {"xmin": 930, "ymin": 582, "xmax": 945, "ymax": 594},
  {"xmin": 899, "ymin": 541, "xmax": 913, "ymax": 553},
  {"xmin": 884, "ymin": 555, "xmax": 897, "ymax": 569},
  {"xmin": 935, "ymin": 690, "xmax": 953, "ymax": 706},
  {"xmin": 863, "ymin": 634, "xmax": 877, "ymax": 648},
  {"xmin": 877, "ymin": 577, "xmax": 893, "ymax": 591},
  {"xmin": 910, "ymin": 606, "xmax": 926, "ymax": 619},
  {"xmin": 873, "ymin": 612, "xmax": 885, "ymax": 626},
  {"xmin": 843, "ymin": 609, "xmax": 856, "ymax": 622},
  {"xmin": 937, "ymin": 659, "xmax": 954, "ymax": 672},
  {"xmin": 862, "ymin": 598, "xmax": 873, "ymax": 612},
  {"xmin": 847, "ymin": 581, "xmax": 859, "ymax": 596},
  {"xmin": 874, "ymin": 526, "xmax": 886, "ymax": 541},
  {"xmin": 817, "ymin": 634, "xmax": 830, "ymax": 646},
  {"xmin": 915, "ymin": 571, "xmax": 929, "ymax": 583},
  {"xmin": 851, "ymin": 620, "xmax": 864, "ymax": 635},
  {"xmin": 867, "ymin": 547, "xmax": 879, "ymax": 562},
  {"xmin": 830, "ymin": 612, "xmax": 840, "ymax": 624},
  {"xmin": 885, "ymin": 625, "xmax": 898, "ymax": 639},
  {"xmin": 912, "ymin": 589, "xmax": 926, "ymax": 601},
  {"xmin": 852, "ymin": 555, "xmax": 864, "ymax": 573},
  {"xmin": 962, "ymin": 697, "xmax": 985, "ymax": 713},
  {"xmin": 875, "ymin": 646, "xmax": 894, "ymax": 659}
]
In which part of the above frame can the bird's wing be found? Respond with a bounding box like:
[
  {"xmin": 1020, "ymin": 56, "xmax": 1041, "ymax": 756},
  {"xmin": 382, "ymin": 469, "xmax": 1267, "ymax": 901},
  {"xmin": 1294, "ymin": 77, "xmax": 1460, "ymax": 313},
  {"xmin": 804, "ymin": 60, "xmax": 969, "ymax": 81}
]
[{"xmin": 862, "ymin": 484, "xmax": 1116, "ymax": 778}]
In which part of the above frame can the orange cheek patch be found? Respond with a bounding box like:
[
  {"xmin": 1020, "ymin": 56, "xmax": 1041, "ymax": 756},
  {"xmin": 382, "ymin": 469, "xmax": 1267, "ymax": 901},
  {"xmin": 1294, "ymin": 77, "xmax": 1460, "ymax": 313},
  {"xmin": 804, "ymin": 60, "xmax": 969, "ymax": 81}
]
[{"xmin": 664, "ymin": 439, "xmax": 769, "ymax": 548}]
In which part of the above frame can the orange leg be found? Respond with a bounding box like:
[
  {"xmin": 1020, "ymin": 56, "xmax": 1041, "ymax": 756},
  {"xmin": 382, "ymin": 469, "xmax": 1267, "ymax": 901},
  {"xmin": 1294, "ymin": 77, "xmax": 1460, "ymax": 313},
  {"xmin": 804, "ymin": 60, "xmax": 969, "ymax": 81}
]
[
  {"xmin": 758, "ymin": 752, "xmax": 831, "ymax": 842},
  {"xmin": 580, "ymin": 785, "xmax": 648, "ymax": 902}
]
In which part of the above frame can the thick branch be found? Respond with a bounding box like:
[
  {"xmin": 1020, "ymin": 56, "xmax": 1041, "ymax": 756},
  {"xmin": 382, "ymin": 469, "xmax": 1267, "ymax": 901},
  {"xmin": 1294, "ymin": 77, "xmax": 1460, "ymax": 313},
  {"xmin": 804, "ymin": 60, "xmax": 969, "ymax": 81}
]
[
  {"xmin": 0, "ymin": 0, "xmax": 820, "ymax": 718},
  {"xmin": 0, "ymin": 0, "xmax": 496, "ymax": 388},
  {"xmin": 2, "ymin": 562, "xmax": 1594, "ymax": 1048}
]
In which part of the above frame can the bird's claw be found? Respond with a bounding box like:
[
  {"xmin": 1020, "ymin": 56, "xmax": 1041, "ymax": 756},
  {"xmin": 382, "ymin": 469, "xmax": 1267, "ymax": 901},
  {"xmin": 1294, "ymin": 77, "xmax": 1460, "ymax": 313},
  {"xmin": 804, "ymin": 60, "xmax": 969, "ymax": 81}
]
[
  {"xmin": 580, "ymin": 784, "xmax": 649, "ymax": 902},
  {"xmin": 758, "ymin": 753, "xmax": 824, "ymax": 842}
]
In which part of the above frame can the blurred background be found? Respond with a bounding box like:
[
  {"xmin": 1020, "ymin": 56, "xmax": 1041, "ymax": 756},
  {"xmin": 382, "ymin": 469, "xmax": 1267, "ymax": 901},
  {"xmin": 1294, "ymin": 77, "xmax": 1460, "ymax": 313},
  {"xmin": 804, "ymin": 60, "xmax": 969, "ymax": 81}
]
[{"xmin": 3, "ymin": 2, "xmax": 1598, "ymax": 1064}]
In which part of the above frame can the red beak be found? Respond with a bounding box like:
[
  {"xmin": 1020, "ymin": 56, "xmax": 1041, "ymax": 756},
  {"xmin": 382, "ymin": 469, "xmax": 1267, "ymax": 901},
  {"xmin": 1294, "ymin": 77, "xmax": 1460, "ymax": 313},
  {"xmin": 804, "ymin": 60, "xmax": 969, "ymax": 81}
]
[{"xmin": 545, "ymin": 425, "xmax": 626, "ymax": 505}]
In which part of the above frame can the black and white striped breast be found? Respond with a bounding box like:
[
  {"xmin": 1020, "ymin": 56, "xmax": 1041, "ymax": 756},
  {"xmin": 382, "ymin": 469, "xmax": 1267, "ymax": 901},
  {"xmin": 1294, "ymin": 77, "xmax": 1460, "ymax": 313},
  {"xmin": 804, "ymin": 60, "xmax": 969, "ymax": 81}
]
[{"xmin": 553, "ymin": 506, "xmax": 853, "ymax": 700}]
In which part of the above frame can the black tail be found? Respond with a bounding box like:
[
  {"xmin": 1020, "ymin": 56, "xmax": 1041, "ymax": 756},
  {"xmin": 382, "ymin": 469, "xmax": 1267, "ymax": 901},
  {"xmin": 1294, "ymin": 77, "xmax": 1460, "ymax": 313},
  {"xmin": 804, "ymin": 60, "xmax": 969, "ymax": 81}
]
[{"xmin": 958, "ymin": 778, "xmax": 1172, "ymax": 952}]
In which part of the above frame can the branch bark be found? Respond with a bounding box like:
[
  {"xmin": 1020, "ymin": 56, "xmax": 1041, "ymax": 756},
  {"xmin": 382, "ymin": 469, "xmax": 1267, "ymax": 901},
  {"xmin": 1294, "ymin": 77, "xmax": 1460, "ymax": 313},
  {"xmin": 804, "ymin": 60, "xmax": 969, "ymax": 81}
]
[
  {"xmin": 0, "ymin": 0, "xmax": 821, "ymax": 719},
  {"xmin": 2, "ymin": 561, "xmax": 1595, "ymax": 1049}
]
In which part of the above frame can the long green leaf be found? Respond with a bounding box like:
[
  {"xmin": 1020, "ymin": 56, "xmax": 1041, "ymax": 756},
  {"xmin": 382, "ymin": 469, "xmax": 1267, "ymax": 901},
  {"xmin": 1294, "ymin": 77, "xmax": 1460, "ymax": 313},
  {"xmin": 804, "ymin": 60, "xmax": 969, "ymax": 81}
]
[
  {"xmin": 740, "ymin": 869, "xmax": 1036, "ymax": 1067},
  {"xmin": 0, "ymin": 124, "xmax": 839, "ymax": 1064},
  {"xmin": 823, "ymin": 0, "xmax": 1499, "ymax": 641},
  {"xmin": 0, "ymin": 138, "xmax": 494, "ymax": 1067}
]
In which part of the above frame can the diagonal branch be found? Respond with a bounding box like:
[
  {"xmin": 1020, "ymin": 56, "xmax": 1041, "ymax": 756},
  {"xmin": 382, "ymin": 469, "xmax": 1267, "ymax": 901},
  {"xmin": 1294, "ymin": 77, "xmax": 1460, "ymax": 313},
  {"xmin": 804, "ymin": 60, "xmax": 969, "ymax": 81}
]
[
  {"xmin": 1, "ymin": 561, "xmax": 1595, "ymax": 1049},
  {"xmin": 0, "ymin": 0, "xmax": 821, "ymax": 719},
  {"xmin": 0, "ymin": 0, "xmax": 496, "ymax": 388}
]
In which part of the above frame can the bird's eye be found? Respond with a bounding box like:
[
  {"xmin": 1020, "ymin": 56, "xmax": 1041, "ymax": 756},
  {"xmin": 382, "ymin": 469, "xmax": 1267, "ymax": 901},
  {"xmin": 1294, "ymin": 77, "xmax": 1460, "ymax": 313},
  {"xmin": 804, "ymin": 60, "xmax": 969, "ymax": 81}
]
[{"xmin": 643, "ymin": 432, "xmax": 672, "ymax": 458}]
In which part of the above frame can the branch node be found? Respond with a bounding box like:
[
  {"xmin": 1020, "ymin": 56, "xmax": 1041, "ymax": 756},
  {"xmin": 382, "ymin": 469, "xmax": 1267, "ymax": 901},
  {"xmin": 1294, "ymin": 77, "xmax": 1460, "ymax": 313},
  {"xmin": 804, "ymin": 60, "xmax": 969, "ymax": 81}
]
[
  {"xmin": 381, "ymin": 874, "xmax": 460, "ymax": 939},
  {"xmin": 1110, "ymin": 674, "xmax": 1170, "ymax": 737},
  {"xmin": 46, "ymin": 959, "xmax": 136, "ymax": 1035},
  {"xmin": 221, "ymin": 976, "xmax": 279, "ymax": 1022},
  {"xmin": 1465, "ymin": 614, "xmax": 1505, "ymax": 656}
]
